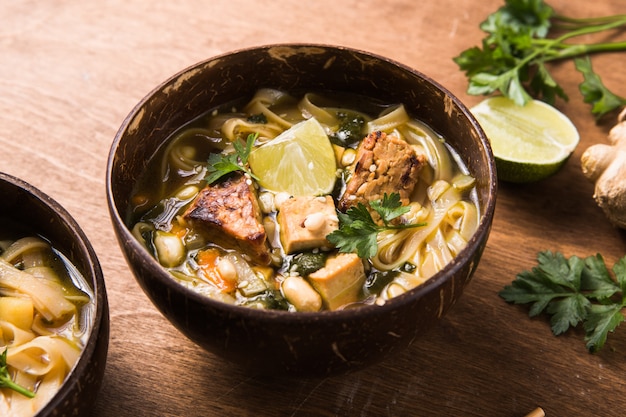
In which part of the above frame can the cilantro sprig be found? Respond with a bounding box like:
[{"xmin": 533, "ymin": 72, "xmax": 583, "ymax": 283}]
[
  {"xmin": 326, "ymin": 193, "xmax": 426, "ymax": 259},
  {"xmin": 0, "ymin": 348, "xmax": 35, "ymax": 398},
  {"xmin": 500, "ymin": 251, "xmax": 626, "ymax": 353},
  {"xmin": 205, "ymin": 133, "xmax": 259, "ymax": 184},
  {"xmin": 454, "ymin": 0, "xmax": 626, "ymax": 120}
]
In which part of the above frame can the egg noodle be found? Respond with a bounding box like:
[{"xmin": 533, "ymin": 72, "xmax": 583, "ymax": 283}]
[{"xmin": 131, "ymin": 89, "xmax": 480, "ymax": 309}]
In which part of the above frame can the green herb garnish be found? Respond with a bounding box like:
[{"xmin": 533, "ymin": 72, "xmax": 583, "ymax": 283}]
[
  {"xmin": 205, "ymin": 133, "xmax": 259, "ymax": 184},
  {"xmin": 327, "ymin": 193, "xmax": 425, "ymax": 259},
  {"xmin": 0, "ymin": 348, "xmax": 35, "ymax": 398},
  {"xmin": 500, "ymin": 251, "xmax": 626, "ymax": 353},
  {"xmin": 454, "ymin": 0, "xmax": 626, "ymax": 120}
]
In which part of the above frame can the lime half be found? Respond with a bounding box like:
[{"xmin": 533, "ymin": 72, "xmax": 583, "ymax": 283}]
[
  {"xmin": 248, "ymin": 118, "xmax": 337, "ymax": 196},
  {"xmin": 471, "ymin": 96, "xmax": 579, "ymax": 183}
]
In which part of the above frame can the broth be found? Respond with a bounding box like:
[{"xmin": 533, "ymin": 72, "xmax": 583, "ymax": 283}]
[
  {"xmin": 0, "ymin": 219, "xmax": 94, "ymax": 415},
  {"xmin": 129, "ymin": 89, "xmax": 480, "ymax": 311}
]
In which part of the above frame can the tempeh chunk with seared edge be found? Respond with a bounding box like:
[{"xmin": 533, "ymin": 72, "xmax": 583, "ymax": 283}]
[
  {"xmin": 339, "ymin": 130, "xmax": 427, "ymax": 215},
  {"xmin": 183, "ymin": 173, "xmax": 270, "ymax": 264}
]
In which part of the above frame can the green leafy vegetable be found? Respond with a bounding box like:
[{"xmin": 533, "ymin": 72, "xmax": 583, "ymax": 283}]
[
  {"xmin": 454, "ymin": 0, "xmax": 626, "ymax": 120},
  {"xmin": 364, "ymin": 263, "xmax": 416, "ymax": 296},
  {"xmin": 330, "ymin": 111, "xmax": 366, "ymax": 147},
  {"xmin": 0, "ymin": 348, "xmax": 35, "ymax": 398},
  {"xmin": 327, "ymin": 193, "xmax": 426, "ymax": 259},
  {"xmin": 290, "ymin": 252, "xmax": 328, "ymax": 276},
  {"xmin": 500, "ymin": 251, "xmax": 626, "ymax": 353},
  {"xmin": 205, "ymin": 133, "xmax": 259, "ymax": 184},
  {"xmin": 241, "ymin": 290, "xmax": 289, "ymax": 310},
  {"xmin": 246, "ymin": 113, "xmax": 267, "ymax": 124}
]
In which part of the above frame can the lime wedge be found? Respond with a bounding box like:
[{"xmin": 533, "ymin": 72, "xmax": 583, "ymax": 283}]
[
  {"xmin": 471, "ymin": 96, "xmax": 579, "ymax": 183},
  {"xmin": 248, "ymin": 118, "xmax": 337, "ymax": 196}
]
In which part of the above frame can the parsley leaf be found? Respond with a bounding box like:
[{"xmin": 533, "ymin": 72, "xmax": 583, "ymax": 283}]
[
  {"xmin": 581, "ymin": 253, "xmax": 621, "ymax": 300},
  {"xmin": 500, "ymin": 251, "xmax": 626, "ymax": 352},
  {"xmin": 584, "ymin": 304, "xmax": 624, "ymax": 353},
  {"xmin": 205, "ymin": 133, "xmax": 259, "ymax": 185},
  {"xmin": 574, "ymin": 56, "xmax": 626, "ymax": 121},
  {"xmin": 326, "ymin": 193, "xmax": 425, "ymax": 259},
  {"xmin": 330, "ymin": 212, "xmax": 379, "ymax": 259},
  {"xmin": 454, "ymin": 0, "xmax": 626, "ymax": 120},
  {"xmin": 484, "ymin": 0, "xmax": 553, "ymax": 39},
  {"xmin": 369, "ymin": 193, "xmax": 411, "ymax": 224}
]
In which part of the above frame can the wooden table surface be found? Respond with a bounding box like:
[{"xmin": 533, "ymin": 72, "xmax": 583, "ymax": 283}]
[{"xmin": 2, "ymin": 0, "xmax": 625, "ymax": 415}]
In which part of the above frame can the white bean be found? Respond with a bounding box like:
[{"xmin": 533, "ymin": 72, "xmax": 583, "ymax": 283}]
[
  {"xmin": 154, "ymin": 231, "xmax": 185, "ymax": 267},
  {"xmin": 216, "ymin": 258, "xmax": 238, "ymax": 282},
  {"xmin": 175, "ymin": 185, "xmax": 200, "ymax": 201},
  {"xmin": 341, "ymin": 148, "xmax": 357, "ymax": 166},
  {"xmin": 282, "ymin": 276, "xmax": 322, "ymax": 312},
  {"xmin": 258, "ymin": 192, "xmax": 276, "ymax": 214},
  {"xmin": 274, "ymin": 192, "xmax": 291, "ymax": 210}
]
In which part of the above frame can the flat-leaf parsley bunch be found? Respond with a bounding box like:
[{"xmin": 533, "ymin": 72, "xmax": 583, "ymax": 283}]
[
  {"xmin": 454, "ymin": 0, "xmax": 626, "ymax": 121},
  {"xmin": 500, "ymin": 251, "xmax": 626, "ymax": 353}
]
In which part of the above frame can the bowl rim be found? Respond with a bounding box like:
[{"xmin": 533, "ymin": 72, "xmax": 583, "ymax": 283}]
[
  {"xmin": 106, "ymin": 42, "xmax": 497, "ymax": 322},
  {"xmin": 0, "ymin": 171, "xmax": 109, "ymax": 414}
]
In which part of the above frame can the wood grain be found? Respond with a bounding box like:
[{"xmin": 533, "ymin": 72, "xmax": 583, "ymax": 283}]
[{"xmin": 1, "ymin": 0, "xmax": 625, "ymax": 415}]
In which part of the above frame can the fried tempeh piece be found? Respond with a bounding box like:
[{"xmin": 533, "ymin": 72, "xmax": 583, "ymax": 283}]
[
  {"xmin": 339, "ymin": 131, "xmax": 426, "ymax": 213},
  {"xmin": 183, "ymin": 173, "xmax": 270, "ymax": 264}
]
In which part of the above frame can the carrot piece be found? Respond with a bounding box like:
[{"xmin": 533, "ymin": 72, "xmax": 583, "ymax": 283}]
[
  {"xmin": 196, "ymin": 248, "xmax": 237, "ymax": 292},
  {"xmin": 169, "ymin": 220, "xmax": 189, "ymax": 238}
]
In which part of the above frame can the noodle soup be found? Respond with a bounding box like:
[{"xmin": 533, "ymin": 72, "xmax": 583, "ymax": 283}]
[
  {"xmin": 0, "ymin": 221, "xmax": 94, "ymax": 416},
  {"xmin": 129, "ymin": 89, "xmax": 479, "ymax": 312}
]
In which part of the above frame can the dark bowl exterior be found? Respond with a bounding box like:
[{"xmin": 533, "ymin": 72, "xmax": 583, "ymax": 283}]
[
  {"xmin": 0, "ymin": 173, "xmax": 109, "ymax": 416},
  {"xmin": 107, "ymin": 44, "xmax": 496, "ymax": 375}
]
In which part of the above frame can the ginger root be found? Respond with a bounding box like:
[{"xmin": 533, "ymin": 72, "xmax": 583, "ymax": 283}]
[{"xmin": 581, "ymin": 107, "xmax": 626, "ymax": 228}]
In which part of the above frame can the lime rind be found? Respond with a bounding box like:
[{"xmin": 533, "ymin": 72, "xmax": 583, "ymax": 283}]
[
  {"xmin": 494, "ymin": 157, "xmax": 569, "ymax": 184},
  {"xmin": 471, "ymin": 97, "xmax": 580, "ymax": 183}
]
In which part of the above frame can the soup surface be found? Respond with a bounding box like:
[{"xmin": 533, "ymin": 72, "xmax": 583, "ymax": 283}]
[
  {"xmin": 130, "ymin": 89, "xmax": 479, "ymax": 311},
  {"xmin": 0, "ymin": 220, "xmax": 94, "ymax": 416}
]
